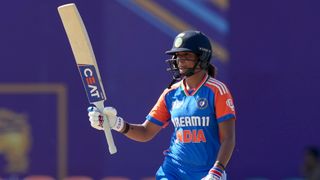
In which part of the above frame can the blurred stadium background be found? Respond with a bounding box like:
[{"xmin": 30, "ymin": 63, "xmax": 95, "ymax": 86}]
[{"xmin": 0, "ymin": 0, "xmax": 319, "ymax": 179}]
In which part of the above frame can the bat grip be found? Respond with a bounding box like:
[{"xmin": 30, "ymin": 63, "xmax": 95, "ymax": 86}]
[
  {"xmin": 102, "ymin": 114, "xmax": 117, "ymax": 154},
  {"xmin": 95, "ymin": 102, "xmax": 117, "ymax": 154}
]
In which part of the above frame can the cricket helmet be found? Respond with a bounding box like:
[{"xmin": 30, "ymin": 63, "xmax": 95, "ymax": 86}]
[
  {"xmin": 165, "ymin": 30, "xmax": 212, "ymax": 82},
  {"xmin": 166, "ymin": 30, "xmax": 212, "ymax": 65}
]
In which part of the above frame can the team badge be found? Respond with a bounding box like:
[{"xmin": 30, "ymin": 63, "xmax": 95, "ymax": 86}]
[
  {"xmin": 226, "ymin": 99, "xmax": 235, "ymax": 111},
  {"xmin": 174, "ymin": 33, "xmax": 185, "ymax": 47},
  {"xmin": 174, "ymin": 37, "xmax": 183, "ymax": 48},
  {"xmin": 196, "ymin": 98, "xmax": 208, "ymax": 109}
]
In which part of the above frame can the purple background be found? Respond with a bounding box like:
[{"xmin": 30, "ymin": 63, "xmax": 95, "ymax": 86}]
[{"xmin": 0, "ymin": 0, "xmax": 319, "ymax": 179}]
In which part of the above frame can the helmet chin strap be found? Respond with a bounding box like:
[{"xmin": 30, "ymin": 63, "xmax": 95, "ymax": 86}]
[
  {"xmin": 183, "ymin": 61, "xmax": 200, "ymax": 77},
  {"xmin": 167, "ymin": 60, "xmax": 202, "ymax": 89}
]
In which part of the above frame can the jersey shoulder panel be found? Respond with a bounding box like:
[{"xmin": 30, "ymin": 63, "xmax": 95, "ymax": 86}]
[
  {"xmin": 204, "ymin": 77, "xmax": 230, "ymax": 96},
  {"xmin": 147, "ymin": 81, "xmax": 182, "ymax": 127},
  {"xmin": 204, "ymin": 77, "xmax": 236, "ymax": 122}
]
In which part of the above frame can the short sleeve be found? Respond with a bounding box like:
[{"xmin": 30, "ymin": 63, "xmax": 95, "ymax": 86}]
[
  {"xmin": 206, "ymin": 78, "xmax": 236, "ymax": 123},
  {"xmin": 146, "ymin": 89, "xmax": 171, "ymax": 127},
  {"xmin": 214, "ymin": 85, "xmax": 236, "ymax": 123}
]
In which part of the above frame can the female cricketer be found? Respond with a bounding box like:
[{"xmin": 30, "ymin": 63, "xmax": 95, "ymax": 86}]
[{"xmin": 88, "ymin": 30, "xmax": 236, "ymax": 180}]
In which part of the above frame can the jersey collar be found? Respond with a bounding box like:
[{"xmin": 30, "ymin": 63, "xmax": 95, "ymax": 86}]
[{"xmin": 182, "ymin": 73, "xmax": 209, "ymax": 96}]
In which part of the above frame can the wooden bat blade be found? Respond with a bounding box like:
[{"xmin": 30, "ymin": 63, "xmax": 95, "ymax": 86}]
[
  {"xmin": 58, "ymin": 3, "xmax": 117, "ymax": 154},
  {"xmin": 58, "ymin": 3, "xmax": 95, "ymax": 65},
  {"xmin": 58, "ymin": 3, "xmax": 106, "ymax": 103}
]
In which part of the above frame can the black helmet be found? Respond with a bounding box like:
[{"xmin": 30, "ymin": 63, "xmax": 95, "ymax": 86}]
[
  {"xmin": 165, "ymin": 31, "xmax": 213, "ymax": 88},
  {"xmin": 166, "ymin": 30, "xmax": 212, "ymax": 64}
]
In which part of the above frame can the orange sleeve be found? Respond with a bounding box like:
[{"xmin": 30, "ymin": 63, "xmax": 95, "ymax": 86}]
[
  {"xmin": 206, "ymin": 79, "xmax": 236, "ymax": 123},
  {"xmin": 214, "ymin": 84, "xmax": 236, "ymax": 123},
  {"xmin": 146, "ymin": 89, "xmax": 171, "ymax": 127}
]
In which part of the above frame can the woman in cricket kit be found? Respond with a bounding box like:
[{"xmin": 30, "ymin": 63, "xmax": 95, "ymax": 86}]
[{"xmin": 88, "ymin": 30, "xmax": 236, "ymax": 180}]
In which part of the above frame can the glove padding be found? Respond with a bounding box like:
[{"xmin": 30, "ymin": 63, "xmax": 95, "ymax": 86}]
[
  {"xmin": 202, "ymin": 167, "xmax": 226, "ymax": 180},
  {"xmin": 88, "ymin": 106, "xmax": 124, "ymax": 132}
]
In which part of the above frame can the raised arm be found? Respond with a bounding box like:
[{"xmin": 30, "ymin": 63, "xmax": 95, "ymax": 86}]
[{"xmin": 122, "ymin": 120, "xmax": 162, "ymax": 142}]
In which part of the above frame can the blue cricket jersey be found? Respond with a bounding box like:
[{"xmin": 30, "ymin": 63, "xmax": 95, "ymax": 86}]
[{"xmin": 146, "ymin": 74, "xmax": 236, "ymax": 178}]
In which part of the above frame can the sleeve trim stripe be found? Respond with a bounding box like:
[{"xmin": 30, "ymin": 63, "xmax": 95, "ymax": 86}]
[
  {"xmin": 146, "ymin": 115, "xmax": 164, "ymax": 126},
  {"xmin": 217, "ymin": 114, "xmax": 235, "ymax": 123}
]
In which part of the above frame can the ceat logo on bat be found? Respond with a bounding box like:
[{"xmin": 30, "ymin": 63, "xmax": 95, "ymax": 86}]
[{"xmin": 78, "ymin": 64, "xmax": 105, "ymax": 102}]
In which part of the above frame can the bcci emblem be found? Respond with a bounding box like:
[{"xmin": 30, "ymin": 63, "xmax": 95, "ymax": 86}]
[
  {"xmin": 174, "ymin": 32, "xmax": 185, "ymax": 48},
  {"xmin": 174, "ymin": 37, "xmax": 183, "ymax": 48},
  {"xmin": 197, "ymin": 98, "xmax": 208, "ymax": 109}
]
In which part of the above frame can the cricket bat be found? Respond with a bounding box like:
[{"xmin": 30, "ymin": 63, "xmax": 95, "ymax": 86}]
[{"xmin": 58, "ymin": 3, "xmax": 117, "ymax": 154}]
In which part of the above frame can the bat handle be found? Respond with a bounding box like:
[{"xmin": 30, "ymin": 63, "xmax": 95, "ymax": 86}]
[
  {"xmin": 95, "ymin": 102, "xmax": 117, "ymax": 154},
  {"xmin": 102, "ymin": 114, "xmax": 117, "ymax": 154}
]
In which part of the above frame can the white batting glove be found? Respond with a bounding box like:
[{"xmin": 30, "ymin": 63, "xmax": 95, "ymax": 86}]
[
  {"xmin": 88, "ymin": 106, "xmax": 125, "ymax": 132},
  {"xmin": 202, "ymin": 174, "xmax": 218, "ymax": 180},
  {"xmin": 202, "ymin": 167, "xmax": 227, "ymax": 180}
]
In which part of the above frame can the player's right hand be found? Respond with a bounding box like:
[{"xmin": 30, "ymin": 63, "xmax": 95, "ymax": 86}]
[{"xmin": 88, "ymin": 106, "xmax": 125, "ymax": 132}]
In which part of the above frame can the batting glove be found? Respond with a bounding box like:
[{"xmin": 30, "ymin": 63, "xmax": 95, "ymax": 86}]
[
  {"xmin": 202, "ymin": 166, "xmax": 226, "ymax": 180},
  {"xmin": 88, "ymin": 106, "xmax": 125, "ymax": 132}
]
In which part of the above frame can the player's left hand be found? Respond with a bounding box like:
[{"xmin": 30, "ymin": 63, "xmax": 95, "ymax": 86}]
[
  {"xmin": 202, "ymin": 174, "xmax": 217, "ymax": 180},
  {"xmin": 202, "ymin": 167, "xmax": 226, "ymax": 180}
]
